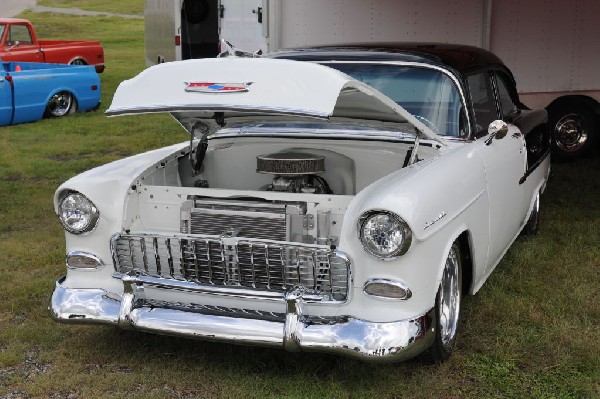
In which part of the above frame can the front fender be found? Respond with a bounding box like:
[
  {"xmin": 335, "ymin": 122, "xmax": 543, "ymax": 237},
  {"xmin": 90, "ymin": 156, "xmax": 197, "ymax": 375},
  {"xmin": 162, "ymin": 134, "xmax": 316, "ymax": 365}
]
[
  {"xmin": 54, "ymin": 141, "xmax": 189, "ymax": 220},
  {"xmin": 337, "ymin": 143, "xmax": 490, "ymax": 314},
  {"xmin": 343, "ymin": 143, "xmax": 487, "ymax": 242}
]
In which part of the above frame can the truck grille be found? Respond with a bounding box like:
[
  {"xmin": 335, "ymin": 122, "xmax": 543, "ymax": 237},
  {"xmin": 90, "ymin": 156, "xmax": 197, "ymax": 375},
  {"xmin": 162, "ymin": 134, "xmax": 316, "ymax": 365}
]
[{"xmin": 111, "ymin": 233, "xmax": 349, "ymax": 301}]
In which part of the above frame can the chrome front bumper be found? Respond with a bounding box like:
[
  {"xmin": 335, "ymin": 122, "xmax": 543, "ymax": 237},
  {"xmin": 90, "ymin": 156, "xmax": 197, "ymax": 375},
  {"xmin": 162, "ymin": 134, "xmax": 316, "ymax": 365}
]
[{"xmin": 50, "ymin": 276, "xmax": 435, "ymax": 363}]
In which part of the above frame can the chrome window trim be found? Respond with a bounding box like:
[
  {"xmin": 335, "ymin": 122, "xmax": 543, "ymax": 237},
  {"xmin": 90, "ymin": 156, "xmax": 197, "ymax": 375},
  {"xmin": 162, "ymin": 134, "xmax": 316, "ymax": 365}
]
[{"xmin": 316, "ymin": 60, "xmax": 473, "ymax": 139}]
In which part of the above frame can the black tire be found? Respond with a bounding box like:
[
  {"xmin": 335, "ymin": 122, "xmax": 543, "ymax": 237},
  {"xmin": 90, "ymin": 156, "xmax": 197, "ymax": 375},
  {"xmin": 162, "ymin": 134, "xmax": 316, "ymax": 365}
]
[
  {"xmin": 69, "ymin": 58, "xmax": 87, "ymax": 66},
  {"xmin": 423, "ymin": 242, "xmax": 462, "ymax": 363},
  {"xmin": 45, "ymin": 91, "xmax": 76, "ymax": 118},
  {"xmin": 548, "ymin": 101, "xmax": 597, "ymax": 160},
  {"xmin": 522, "ymin": 191, "xmax": 540, "ymax": 236}
]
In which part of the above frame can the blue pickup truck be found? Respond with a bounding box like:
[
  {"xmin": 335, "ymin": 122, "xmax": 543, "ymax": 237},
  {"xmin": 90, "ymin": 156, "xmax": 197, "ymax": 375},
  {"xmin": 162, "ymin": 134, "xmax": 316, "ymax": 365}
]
[{"xmin": 1, "ymin": 57, "xmax": 101, "ymax": 126}]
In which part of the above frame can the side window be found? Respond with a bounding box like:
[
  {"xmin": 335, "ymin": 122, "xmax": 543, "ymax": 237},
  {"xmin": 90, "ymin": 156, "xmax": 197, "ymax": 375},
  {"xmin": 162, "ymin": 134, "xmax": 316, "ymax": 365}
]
[
  {"xmin": 7, "ymin": 25, "xmax": 33, "ymax": 45},
  {"xmin": 466, "ymin": 72, "xmax": 497, "ymax": 134},
  {"xmin": 494, "ymin": 72, "xmax": 519, "ymax": 120}
]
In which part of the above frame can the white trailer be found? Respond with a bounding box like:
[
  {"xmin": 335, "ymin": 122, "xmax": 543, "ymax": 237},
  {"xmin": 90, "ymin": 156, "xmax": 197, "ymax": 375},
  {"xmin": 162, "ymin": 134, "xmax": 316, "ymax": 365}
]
[{"xmin": 144, "ymin": 0, "xmax": 600, "ymax": 158}]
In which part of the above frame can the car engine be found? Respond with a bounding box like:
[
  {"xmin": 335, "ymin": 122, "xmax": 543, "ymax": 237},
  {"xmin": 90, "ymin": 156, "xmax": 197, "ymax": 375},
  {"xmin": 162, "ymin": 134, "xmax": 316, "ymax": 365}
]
[{"xmin": 257, "ymin": 152, "xmax": 332, "ymax": 194}]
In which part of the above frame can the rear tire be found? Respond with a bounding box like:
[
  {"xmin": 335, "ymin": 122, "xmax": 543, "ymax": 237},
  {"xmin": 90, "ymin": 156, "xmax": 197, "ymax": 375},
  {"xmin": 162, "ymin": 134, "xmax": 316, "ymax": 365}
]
[
  {"xmin": 424, "ymin": 242, "xmax": 462, "ymax": 363},
  {"xmin": 45, "ymin": 91, "xmax": 76, "ymax": 118},
  {"xmin": 69, "ymin": 58, "xmax": 87, "ymax": 66},
  {"xmin": 548, "ymin": 101, "xmax": 597, "ymax": 160}
]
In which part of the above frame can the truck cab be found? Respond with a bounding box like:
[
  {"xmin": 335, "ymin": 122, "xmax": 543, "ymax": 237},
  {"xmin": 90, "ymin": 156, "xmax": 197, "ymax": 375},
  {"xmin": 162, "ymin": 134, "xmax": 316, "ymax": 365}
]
[
  {"xmin": 0, "ymin": 19, "xmax": 43, "ymax": 63},
  {"xmin": 0, "ymin": 18, "xmax": 105, "ymax": 73}
]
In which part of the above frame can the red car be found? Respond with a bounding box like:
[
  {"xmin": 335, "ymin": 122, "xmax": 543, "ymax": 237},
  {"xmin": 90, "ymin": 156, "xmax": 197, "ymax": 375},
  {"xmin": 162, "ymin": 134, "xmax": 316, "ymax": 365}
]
[{"xmin": 0, "ymin": 18, "xmax": 104, "ymax": 73}]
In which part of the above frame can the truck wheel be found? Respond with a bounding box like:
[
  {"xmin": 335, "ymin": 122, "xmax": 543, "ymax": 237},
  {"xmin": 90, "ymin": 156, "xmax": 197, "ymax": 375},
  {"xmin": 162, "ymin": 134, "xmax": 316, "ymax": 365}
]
[
  {"xmin": 69, "ymin": 59, "xmax": 87, "ymax": 66},
  {"xmin": 424, "ymin": 242, "xmax": 462, "ymax": 363},
  {"xmin": 45, "ymin": 91, "xmax": 76, "ymax": 118},
  {"xmin": 548, "ymin": 102, "xmax": 597, "ymax": 159}
]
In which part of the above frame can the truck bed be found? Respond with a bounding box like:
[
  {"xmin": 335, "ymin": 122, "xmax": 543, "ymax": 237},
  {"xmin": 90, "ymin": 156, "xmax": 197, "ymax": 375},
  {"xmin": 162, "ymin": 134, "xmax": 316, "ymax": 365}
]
[{"xmin": 2, "ymin": 61, "xmax": 81, "ymax": 73}]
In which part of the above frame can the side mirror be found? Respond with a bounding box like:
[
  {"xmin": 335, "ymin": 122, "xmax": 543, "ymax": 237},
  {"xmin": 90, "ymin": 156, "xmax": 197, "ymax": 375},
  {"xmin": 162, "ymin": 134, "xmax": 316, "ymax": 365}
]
[
  {"xmin": 485, "ymin": 120, "xmax": 509, "ymax": 145},
  {"xmin": 9, "ymin": 40, "xmax": 21, "ymax": 50}
]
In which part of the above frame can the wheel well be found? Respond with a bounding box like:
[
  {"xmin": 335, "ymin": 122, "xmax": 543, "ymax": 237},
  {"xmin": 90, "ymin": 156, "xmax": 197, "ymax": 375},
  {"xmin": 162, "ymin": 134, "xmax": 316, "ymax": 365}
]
[
  {"xmin": 546, "ymin": 95, "xmax": 600, "ymax": 117},
  {"xmin": 69, "ymin": 58, "xmax": 88, "ymax": 65},
  {"xmin": 457, "ymin": 231, "xmax": 473, "ymax": 295}
]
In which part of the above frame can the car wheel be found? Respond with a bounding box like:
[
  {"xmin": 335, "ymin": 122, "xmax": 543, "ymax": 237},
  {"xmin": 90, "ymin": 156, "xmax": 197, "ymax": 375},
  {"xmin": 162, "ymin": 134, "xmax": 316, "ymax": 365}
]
[
  {"xmin": 45, "ymin": 91, "xmax": 76, "ymax": 118},
  {"xmin": 549, "ymin": 102, "xmax": 597, "ymax": 159},
  {"xmin": 425, "ymin": 242, "xmax": 462, "ymax": 363},
  {"xmin": 522, "ymin": 191, "xmax": 540, "ymax": 235}
]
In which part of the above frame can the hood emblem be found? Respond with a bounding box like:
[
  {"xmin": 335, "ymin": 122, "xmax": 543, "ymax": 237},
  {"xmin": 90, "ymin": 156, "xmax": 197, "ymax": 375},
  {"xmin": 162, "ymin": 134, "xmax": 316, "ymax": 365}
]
[{"xmin": 185, "ymin": 82, "xmax": 251, "ymax": 93}]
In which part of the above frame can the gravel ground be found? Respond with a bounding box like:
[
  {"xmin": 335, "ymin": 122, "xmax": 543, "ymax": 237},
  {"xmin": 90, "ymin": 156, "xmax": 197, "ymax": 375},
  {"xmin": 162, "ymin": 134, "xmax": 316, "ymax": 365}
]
[{"xmin": 2, "ymin": 0, "xmax": 37, "ymax": 18}]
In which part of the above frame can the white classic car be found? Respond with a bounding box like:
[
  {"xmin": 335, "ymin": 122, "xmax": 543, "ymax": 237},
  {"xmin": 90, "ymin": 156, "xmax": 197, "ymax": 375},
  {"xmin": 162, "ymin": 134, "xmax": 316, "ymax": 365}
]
[{"xmin": 50, "ymin": 44, "xmax": 551, "ymax": 363}]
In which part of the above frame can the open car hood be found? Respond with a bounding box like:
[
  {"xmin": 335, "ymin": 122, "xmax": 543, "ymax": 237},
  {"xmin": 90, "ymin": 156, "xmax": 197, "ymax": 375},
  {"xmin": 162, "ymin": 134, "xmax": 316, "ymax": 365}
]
[{"xmin": 106, "ymin": 57, "xmax": 443, "ymax": 144}]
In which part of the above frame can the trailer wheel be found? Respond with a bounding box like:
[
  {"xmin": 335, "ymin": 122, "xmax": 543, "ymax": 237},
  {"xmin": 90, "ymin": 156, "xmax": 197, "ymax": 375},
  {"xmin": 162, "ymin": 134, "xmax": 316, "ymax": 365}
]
[
  {"xmin": 548, "ymin": 101, "xmax": 597, "ymax": 159},
  {"xmin": 45, "ymin": 91, "xmax": 76, "ymax": 118}
]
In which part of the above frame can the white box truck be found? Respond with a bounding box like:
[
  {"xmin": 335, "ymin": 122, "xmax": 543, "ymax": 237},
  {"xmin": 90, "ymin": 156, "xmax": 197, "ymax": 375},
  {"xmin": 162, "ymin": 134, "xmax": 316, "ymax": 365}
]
[{"xmin": 144, "ymin": 0, "xmax": 600, "ymax": 158}]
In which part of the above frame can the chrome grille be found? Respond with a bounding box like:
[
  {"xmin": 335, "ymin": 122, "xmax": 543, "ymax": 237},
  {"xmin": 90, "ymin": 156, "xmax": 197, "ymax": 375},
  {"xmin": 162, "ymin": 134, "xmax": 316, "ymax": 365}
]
[{"xmin": 112, "ymin": 234, "xmax": 349, "ymax": 301}]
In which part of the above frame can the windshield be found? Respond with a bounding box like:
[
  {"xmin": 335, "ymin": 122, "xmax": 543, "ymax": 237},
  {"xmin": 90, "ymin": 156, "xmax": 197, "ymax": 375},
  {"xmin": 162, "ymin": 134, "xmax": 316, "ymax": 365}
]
[
  {"xmin": 0, "ymin": 25, "xmax": 5, "ymax": 42},
  {"xmin": 324, "ymin": 63, "xmax": 465, "ymax": 137}
]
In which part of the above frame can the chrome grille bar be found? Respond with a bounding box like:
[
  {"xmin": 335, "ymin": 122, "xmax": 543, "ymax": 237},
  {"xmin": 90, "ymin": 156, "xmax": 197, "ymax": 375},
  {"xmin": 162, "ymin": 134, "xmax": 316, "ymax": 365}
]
[{"xmin": 111, "ymin": 233, "xmax": 350, "ymax": 302}]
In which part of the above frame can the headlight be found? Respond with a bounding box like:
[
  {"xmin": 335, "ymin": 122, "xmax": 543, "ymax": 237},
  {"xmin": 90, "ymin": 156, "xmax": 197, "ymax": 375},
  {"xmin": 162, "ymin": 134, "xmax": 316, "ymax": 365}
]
[
  {"xmin": 358, "ymin": 211, "xmax": 412, "ymax": 259},
  {"xmin": 58, "ymin": 192, "xmax": 99, "ymax": 235}
]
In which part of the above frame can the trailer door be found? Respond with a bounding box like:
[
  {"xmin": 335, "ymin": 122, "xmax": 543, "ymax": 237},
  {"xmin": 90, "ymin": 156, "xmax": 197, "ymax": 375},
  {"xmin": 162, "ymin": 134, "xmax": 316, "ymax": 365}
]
[
  {"xmin": 219, "ymin": 0, "xmax": 267, "ymax": 54},
  {"xmin": 181, "ymin": 0, "xmax": 220, "ymax": 59}
]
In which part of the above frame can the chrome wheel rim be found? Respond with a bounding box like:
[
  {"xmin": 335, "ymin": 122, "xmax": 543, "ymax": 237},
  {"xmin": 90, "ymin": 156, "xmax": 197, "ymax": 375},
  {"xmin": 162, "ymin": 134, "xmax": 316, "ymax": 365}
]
[
  {"xmin": 439, "ymin": 244, "xmax": 461, "ymax": 350},
  {"xmin": 554, "ymin": 114, "xmax": 588, "ymax": 153},
  {"xmin": 48, "ymin": 92, "xmax": 72, "ymax": 117}
]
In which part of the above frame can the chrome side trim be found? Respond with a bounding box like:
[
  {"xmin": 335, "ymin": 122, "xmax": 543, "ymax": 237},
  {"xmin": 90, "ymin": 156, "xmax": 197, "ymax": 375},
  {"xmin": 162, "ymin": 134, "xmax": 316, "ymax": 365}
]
[{"xmin": 50, "ymin": 278, "xmax": 434, "ymax": 363}]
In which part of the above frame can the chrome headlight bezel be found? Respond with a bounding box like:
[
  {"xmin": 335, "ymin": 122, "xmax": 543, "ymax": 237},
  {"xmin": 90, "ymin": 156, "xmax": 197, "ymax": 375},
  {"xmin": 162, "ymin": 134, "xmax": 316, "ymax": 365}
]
[
  {"xmin": 358, "ymin": 210, "xmax": 412, "ymax": 259},
  {"xmin": 58, "ymin": 191, "xmax": 100, "ymax": 235}
]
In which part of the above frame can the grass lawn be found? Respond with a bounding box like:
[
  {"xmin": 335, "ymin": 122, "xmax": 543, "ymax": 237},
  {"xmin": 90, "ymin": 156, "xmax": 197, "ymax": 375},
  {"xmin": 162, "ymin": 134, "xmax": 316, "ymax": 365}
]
[
  {"xmin": 37, "ymin": 0, "xmax": 143, "ymax": 15},
  {"xmin": 0, "ymin": 5, "xmax": 599, "ymax": 399}
]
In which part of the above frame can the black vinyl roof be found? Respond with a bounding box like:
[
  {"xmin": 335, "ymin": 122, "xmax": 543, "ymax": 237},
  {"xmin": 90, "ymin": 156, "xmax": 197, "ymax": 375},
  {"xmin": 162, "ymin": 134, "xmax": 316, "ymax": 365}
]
[{"xmin": 272, "ymin": 43, "xmax": 506, "ymax": 75}]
